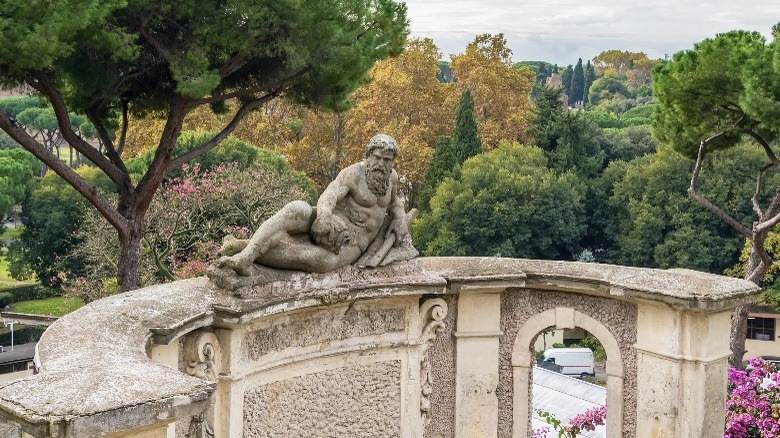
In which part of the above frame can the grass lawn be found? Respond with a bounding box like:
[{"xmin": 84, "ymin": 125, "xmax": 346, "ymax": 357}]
[
  {"xmin": 8, "ymin": 297, "xmax": 84, "ymax": 317},
  {"xmin": 0, "ymin": 226, "xmax": 22, "ymax": 242}
]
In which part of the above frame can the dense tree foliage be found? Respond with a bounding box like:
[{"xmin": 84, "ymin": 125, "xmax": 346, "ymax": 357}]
[
  {"xmin": 413, "ymin": 142, "xmax": 586, "ymax": 259},
  {"xmin": 515, "ymin": 61, "xmax": 554, "ymax": 96},
  {"xmin": 583, "ymin": 61, "xmax": 596, "ymax": 105},
  {"xmin": 588, "ymin": 77, "xmax": 630, "ymax": 106},
  {"xmin": 528, "ymin": 87, "xmax": 605, "ymax": 177},
  {"xmin": 450, "ymin": 34, "xmax": 534, "ymax": 148},
  {"xmin": 418, "ymin": 88, "xmax": 482, "ymax": 211},
  {"xmin": 561, "ymin": 65, "xmax": 574, "ymax": 100},
  {"xmin": 345, "ymin": 38, "xmax": 457, "ymax": 202},
  {"xmin": 653, "ymin": 25, "xmax": 780, "ymax": 367},
  {"xmin": 0, "ymin": 148, "xmax": 38, "ymax": 217},
  {"xmin": 0, "ymin": 0, "xmax": 408, "ymax": 291},
  {"xmin": 570, "ymin": 59, "xmax": 585, "ymax": 105},
  {"xmin": 606, "ymin": 144, "xmax": 768, "ymax": 272},
  {"xmin": 7, "ymin": 166, "xmax": 113, "ymax": 287}
]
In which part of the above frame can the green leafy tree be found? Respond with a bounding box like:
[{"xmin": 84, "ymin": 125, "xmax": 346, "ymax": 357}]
[
  {"xmin": 561, "ymin": 65, "xmax": 574, "ymax": 102},
  {"xmin": 418, "ymin": 88, "xmax": 482, "ymax": 211},
  {"xmin": 436, "ymin": 61, "xmax": 454, "ymax": 83},
  {"xmin": 570, "ymin": 58, "xmax": 585, "ymax": 105},
  {"xmin": 607, "ymin": 144, "xmax": 766, "ymax": 273},
  {"xmin": 0, "ymin": 131, "xmax": 16, "ymax": 149},
  {"xmin": 0, "ymin": 149, "xmax": 38, "ymax": 217},
  {"xmin": 529, "ymin": 87, "xmax": 606, "ymax": 177},
  {"xmin": 652, "ymin": 27, "xmax": 780, "ymax": 367},
  {"xmin": 515, "ymin": 61, "xmax": 554, "ymax": 96},
  {"xmin": 587, "ymin": 77, "xmax": 630, "ymax": 106},
  {"xmin": 413, "ymin": 142, "xmax": 587, "ymax": 259},
  {"xmin": 7, "ymin": 166, "xmax": 114, "ymax": 286},
  {"xmin": 583, "ymin": 60, "xmax": 596, "ymax": 106},
  {"xmin": 0, "ymin": 0, "xmax": 408, "ymax": 291},
  {"xmin": 0, "ymin": 97, "xmax": 45, "ymax": 118},
  {"xmin": 601, "ymin": 125, "xmax": 658, "ymax": 162}
]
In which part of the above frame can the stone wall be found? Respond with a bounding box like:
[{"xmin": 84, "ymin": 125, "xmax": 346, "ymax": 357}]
[
  {"xmin": 243, "ymin": 361, "xmax": 402, "ymax": 437},
  {"xmin": 425, "ymin": 295, "xmax": 458, "ymax": 438},
  {"xmin": 0, "ymin": 258, "xmax": 758, "ymax": 438},
  {"xmin": 497, "ymin": 288, "xmax": 638, "ymax": 438}
]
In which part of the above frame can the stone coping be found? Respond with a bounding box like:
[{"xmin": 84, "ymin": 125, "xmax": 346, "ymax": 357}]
[
  {"xmin": 0, "ymin": 257, "xmax": 760, "ymax": 437},
  {"xmin": 420, "ymin": 257, "xmax": 760, "ymax": 310}
]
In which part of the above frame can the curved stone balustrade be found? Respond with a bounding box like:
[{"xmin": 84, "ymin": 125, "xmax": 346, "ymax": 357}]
[{"xmin": 0, "ymin": 257, "xmax": 759, "ymax": 438}]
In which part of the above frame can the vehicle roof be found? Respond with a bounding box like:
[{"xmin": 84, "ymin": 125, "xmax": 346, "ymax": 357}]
[{"xmin": 543, "ymin": 348, "xmax": 593, "ymax": 354}]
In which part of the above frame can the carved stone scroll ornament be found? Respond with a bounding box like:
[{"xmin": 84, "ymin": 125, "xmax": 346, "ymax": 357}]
[
  {"xmin": 184, "ymin": 331, "xmax": 221, "ymax": 438},
  {"xmin": 418, "ymin": 298, "xmax": 448, "ymax": 432}
]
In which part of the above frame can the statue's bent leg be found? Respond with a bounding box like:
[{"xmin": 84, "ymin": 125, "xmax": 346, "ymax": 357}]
[{"xmin": 216, "ymin": 201, "xmax": 314, "ymax": 275}]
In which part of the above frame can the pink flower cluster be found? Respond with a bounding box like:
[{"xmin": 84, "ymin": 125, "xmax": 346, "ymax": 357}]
[
  {"xmin": 535, "ymin": 405, "xmax": 606, "ymax": 437},
  {"xmin": 725, "ymin": 358, "xmax": 780, "ymax": 438},
  {"xmin": 566, "ymin": 405, "xmax": 607, "ymax": 434}
]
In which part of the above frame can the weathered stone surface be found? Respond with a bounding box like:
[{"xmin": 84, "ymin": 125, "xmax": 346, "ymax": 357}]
[
  {"xmin": 425, "ymin": 296, "xmax": 457, "ymax": 438},
  {"xmin": 210, "ymin": 259, "xmax": 432, "ymax": 298},
  {"xmin": 497, "ymin": 289, "xmax": 638, "ymax": 438},
  {"xmin": 421, "ymin": 257, "xmax": 758, "ymax": 309},
  {"xmin": 243, "ymin": 306, "xmax": 406, "ymax": 360},
  {"xmin": 0, "ymin": 256, "xmax": 759, "ymax": 438},
  {"xmin": 0, "ymin": 278, "xmax": 219, "ymax": 437},
  {"xmin": 243, "ymin": 361, "xmax": 402, "ymax": 437}
]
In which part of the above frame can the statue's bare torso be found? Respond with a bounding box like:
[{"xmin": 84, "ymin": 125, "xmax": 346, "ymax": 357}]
[{"xmin": 216, "ymin": 136, "xmax": 408, "ymax": 275}]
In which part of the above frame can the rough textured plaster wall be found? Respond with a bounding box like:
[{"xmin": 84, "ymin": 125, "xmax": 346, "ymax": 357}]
[
  {"xmin": 243, "ymin": 360, "xmax": 402, "ymax": 437},
  {"xmin": 497, "ymin": 289, "xmax": 638, "ymax": 438},
  {"xmin": 176, "ymin": 340, "xmax": 192, "ymax": 438},
  {"xmin": 425, "ymin": 295, "xmax": 458, "ymax": 438},
  {"xmin": 243, "ymin": 306, "xmax": 406, "ymax": 360}
]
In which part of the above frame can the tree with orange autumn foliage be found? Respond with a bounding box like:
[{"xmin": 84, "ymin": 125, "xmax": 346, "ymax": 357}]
[
  {"xmin": 346, "ymin": 38, "xmax": 457, "ymax": 205},
  {"xmin": 449, "ymin": 34, "xmax": 534, "ymax": 149}
]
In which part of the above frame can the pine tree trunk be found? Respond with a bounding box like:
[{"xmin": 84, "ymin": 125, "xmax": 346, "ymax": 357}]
[
  {"xmin": 117, "ymin": 220, "xmax": 143, "ymax": 292},
  {"xmin": 729, "ymin": 305, "xmax": 749, "ymax": 369},
  {"xmin": 729, "ymin": 244, "xmax": 765, "ymax": 369}
]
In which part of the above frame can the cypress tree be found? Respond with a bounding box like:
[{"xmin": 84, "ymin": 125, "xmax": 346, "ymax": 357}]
[
  {"xmin": 452, "ymin": 88, "xmax": 482, "ymax": 163},
  {"xmin": 571, "ymin": 58, "xmax": 585, "ymax": 105},
  {"xmin": 561, "ymin": 65, "xmax": 574, "ymax": 102},
  {"xmin": 418, "ymin": 88, "xmax": 482, "ymax": 211},
  {"xmin": 584, "ymin": 60, "xmax": 596, "ymax": 106}
]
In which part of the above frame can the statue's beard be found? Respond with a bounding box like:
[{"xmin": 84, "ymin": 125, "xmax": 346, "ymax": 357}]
[{"xmin": 366, "ymin": 165, "xmax": 390, "ymax": 197}]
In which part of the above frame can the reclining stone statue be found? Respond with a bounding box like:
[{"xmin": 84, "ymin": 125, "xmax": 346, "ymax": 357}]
[{"xmin": 213, "ymin": 134, "xmax": 418, "ymax": 278}]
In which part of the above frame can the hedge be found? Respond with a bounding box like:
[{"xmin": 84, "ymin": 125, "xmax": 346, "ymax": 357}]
[{"xmin": 0, "ymin": 284, "xmax": 58, "ymax": 304}]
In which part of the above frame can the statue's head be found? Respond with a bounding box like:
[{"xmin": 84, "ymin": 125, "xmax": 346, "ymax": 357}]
[
  {"xmin": 364, "ymin": 134, "xmax": 397, "ymax": 197},
  {"xmin": 365, "ymin": 134, "xmax": 398, "ymax": 159}
]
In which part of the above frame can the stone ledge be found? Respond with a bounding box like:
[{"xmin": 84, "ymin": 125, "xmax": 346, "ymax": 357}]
[
  {"xmin": 0, "ymin": 257, "xmax": 760, "ymax": 437},
  {"xmin": 420, "ymin": 257, "xmax": 760, "ymax": 310},
  {"xmin": 0, "ymin": 278, "xmax": 219, "ymax": 437}
]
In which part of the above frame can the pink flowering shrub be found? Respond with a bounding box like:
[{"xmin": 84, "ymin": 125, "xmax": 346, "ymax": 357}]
[
  {"xmin": 61, "ymin": 158, "xmax": 313, "ymax": 294},
  {"xmin": 725, "ymin": 358, "xmax": 780, "ymax": 437},
  {"xmin": 535, "ymin": 405, "xmax": 606, "ymax": 437}
]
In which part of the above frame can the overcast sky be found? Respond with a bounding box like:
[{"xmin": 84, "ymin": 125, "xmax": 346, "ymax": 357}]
[{"xmin": 403, "ymin": 0, "xmax": 780, "ymax": 65}]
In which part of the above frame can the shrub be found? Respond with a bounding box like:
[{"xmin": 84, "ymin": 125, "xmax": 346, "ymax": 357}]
[
  {"xmin": 725, "ymin": 358, "xmax": 780, "ymax": 437},
  {"xmin": 0, "ymin": 283, "xmax": 55, "ymax": 302},
  {"xmin": 0, "ymin": 292, "xmax": 11, "ymax": 308}
]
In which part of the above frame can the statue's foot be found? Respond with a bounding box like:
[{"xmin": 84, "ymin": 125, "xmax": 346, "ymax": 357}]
[
  {"xmin": 217, "ymin": 234, "xmax": 248, "ymax": 257},
  {"xmin": 215, "ymin": 254, "xmax": 254, "ymax": 277}
]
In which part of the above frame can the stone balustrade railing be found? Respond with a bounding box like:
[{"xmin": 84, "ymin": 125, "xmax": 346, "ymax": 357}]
[{"xmin": 0, "ymin": 257, "xmax": 759, "ymax": 438}]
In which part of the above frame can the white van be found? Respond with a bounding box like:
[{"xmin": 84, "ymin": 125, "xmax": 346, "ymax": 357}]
[{"xmin": 539, "ymin": 348, "xmax": 595, "ymax": 378}]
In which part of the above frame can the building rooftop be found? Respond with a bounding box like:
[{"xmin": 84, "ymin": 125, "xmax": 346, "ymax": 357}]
[
  {"xmin": 532, "ymin": 367, "xmax": 606, "ymax": 437},
  {"xmin": 0, "ymin": 343, "xmax": 36, "ymax": 366}
]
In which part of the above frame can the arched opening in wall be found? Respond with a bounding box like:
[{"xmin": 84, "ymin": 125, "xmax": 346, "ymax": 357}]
[
  {"xmin": 511, "ymin": 308, "xmax": 624, "ymax": 438},
  {"xmin": 531, "ymin": 327, "xmax": 607, "ymax": 437}
]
